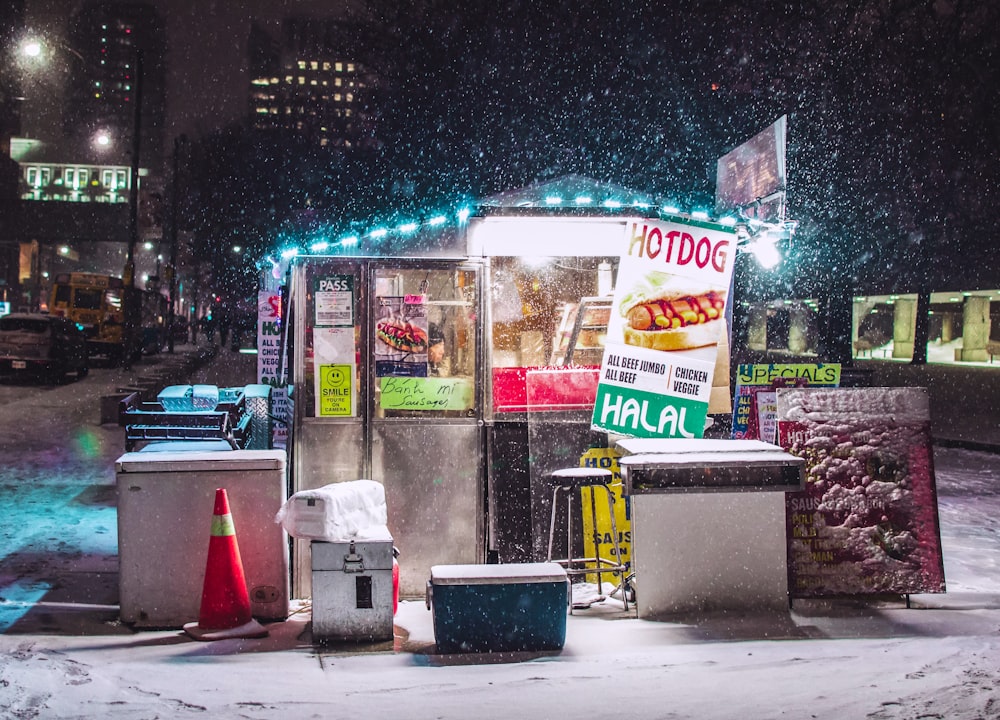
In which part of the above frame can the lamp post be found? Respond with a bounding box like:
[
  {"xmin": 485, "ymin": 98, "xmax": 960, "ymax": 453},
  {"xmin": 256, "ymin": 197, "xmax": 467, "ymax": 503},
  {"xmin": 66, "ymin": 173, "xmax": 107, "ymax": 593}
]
[{"xmin": 120, "ymin": 49, "xmax": 143, "ymax": 368}]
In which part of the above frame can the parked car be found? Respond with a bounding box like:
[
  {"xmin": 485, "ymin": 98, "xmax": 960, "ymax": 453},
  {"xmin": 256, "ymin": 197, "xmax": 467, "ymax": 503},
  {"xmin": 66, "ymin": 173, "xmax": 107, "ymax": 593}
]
[{"xmin": 0, "ymin": 313, "xmax": 89, "ymax": 382}]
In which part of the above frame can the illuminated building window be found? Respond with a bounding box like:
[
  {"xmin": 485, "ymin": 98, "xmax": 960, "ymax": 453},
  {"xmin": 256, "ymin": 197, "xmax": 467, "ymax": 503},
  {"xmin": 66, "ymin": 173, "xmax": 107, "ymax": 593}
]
[
  {"xmin": 346, "ymin": 93, "xmax": 353, "ymax": 103},
  {"xmin": 335, "ymin": 77, "xmax": 342, "ymax": 87},
  {"xmin": 297, "ymin": 60, "xmax": 306, "ymax": 70},
  {"xmin": 285, "ymin": 75, "xmax": 293, "ymax": 84},
  {"xmin": 298, "ymin": 76, "xmax": 305, "ymax": 84},
  {"xmin": 335, "ymin": 62, "xmax": 343, "ymax": 72},
  {"xmin": 334, "ymin": 93, "xmax": 341, "ymax": 102},
  {"xmin": 347, "ymin": 63, "xmax": 354, "ymax": 72}
]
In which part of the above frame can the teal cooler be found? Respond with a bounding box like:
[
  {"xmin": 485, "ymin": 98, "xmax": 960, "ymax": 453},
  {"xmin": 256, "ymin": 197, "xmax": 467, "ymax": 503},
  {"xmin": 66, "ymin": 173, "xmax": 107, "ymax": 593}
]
[{"xmin": 427, "ymin": 563, "xmax": 568, "ymax": 653}]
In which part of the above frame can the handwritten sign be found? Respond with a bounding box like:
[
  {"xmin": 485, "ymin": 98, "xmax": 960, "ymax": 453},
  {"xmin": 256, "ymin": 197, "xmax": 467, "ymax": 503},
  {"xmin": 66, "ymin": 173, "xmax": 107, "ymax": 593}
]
[{"xmin": 379, "ymin": 376, "xmax": 474, "ymax": 411}]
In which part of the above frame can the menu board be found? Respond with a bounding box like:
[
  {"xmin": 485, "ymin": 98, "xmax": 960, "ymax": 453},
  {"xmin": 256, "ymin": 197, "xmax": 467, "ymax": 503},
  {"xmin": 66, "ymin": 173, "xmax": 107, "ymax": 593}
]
[
  {"xmin": 731, "ymin": 363, "xmax": 841, "ymax": 442},
  {"xmin": 777, "ymin": 387, "xmax": 945, "ymax": 598},
  {"xmin": 591, "ymin": 219, "xmax": 736, "ymax": 439}
]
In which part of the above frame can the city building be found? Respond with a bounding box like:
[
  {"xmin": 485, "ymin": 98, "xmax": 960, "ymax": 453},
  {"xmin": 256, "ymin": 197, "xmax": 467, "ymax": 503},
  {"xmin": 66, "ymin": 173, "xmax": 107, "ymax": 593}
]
[
  {"xmin": 0, "ymin": 0, "xmax": 167, "ymax": 313},
  {"xmin": 0, "ymin": 0, "xmax": 27, "ymax": 309},
  {"xmin": 248, "ymin": 17, "xmax": 379, "ymax": 149},
  {"xmin": 63, "ymin": 0, "xmax": 167, "ymax": 170}
]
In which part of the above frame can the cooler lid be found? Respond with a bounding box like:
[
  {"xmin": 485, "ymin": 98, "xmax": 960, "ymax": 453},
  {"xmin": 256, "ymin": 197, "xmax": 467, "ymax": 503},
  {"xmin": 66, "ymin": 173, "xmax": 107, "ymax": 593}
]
[
  {"xmin": 115, "ymin": 448, "xmax": 286, "ymax": 473},
  {"xmin": 430, "ymin": 562, "xmax": 567, "ymax": 585}
]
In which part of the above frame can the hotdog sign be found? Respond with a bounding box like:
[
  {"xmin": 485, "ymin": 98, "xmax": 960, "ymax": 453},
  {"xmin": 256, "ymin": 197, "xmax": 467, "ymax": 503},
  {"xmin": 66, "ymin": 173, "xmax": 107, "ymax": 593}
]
[{"xmin": 591, "ymin": 219, "xmax": 737, "ymax": 439}]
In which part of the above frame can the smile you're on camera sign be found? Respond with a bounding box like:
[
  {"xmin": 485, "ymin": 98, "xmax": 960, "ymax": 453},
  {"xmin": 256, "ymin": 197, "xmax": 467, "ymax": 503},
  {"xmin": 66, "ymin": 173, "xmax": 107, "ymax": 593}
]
[{"xmin": 591, "ymin": 218, "xmax": 736, "ymax": 439}]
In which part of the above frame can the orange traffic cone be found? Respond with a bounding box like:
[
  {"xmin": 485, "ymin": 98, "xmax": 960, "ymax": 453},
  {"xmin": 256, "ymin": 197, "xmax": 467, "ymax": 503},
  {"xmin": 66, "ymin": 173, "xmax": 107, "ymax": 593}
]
[{"xmin": 183, "ymin": 488, "xmax": 267, "ymax": 641}]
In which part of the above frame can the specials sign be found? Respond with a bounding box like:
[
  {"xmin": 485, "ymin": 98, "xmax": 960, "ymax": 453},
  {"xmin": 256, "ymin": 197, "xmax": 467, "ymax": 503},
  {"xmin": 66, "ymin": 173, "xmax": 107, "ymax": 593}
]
[{"xmin": 591, "ymin": 219, "xmax": 737, "ymax": 439}]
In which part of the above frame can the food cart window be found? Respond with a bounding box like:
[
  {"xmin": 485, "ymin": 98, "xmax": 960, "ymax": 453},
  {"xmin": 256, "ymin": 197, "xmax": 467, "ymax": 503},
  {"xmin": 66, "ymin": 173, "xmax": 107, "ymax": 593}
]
[
  {"xmin": 372, "ymin": 266, "xmax": 478, "ymax": 418},
  {"xmin": 303, "ymin": 262, "xmax": 362, "ymax": 418},
  {"xmin": 489, "ymin": 256, "xmax": 617, "ymax": 414}
]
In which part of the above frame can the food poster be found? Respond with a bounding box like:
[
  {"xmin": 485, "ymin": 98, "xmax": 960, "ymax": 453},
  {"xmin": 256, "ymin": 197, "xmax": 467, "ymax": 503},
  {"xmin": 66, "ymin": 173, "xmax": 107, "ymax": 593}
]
[
  {"xmin": 592, "ymin": 219, "xmax": 736, "ymax": 439},
  {"xmin": 257, "ymin": 290, "xmax": 289, "ymax": 446},
  {"xmin": 777, "ymin": 387, "xmax": 946, "ymax": 598},
  {"xmin": 374, "ymin": 295, "xmax": 429, "ymax": 377},
  {"xmin": 578, "ymin": 447, "xmax": 632, "ymax": 585},
  {"xmin": 731, "ymin": 363, "xmax": 841, "ymax": 440},
  {"xmin": 312, "ymin": 275, "xmax": 357, "ymax": 418}
]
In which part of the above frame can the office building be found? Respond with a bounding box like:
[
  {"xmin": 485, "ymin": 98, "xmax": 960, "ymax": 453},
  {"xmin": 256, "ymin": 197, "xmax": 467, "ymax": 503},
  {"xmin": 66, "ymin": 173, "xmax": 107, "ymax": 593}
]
[{"xmin": 248, "ymin": 17, "xmax": 379, "ymax": 149}]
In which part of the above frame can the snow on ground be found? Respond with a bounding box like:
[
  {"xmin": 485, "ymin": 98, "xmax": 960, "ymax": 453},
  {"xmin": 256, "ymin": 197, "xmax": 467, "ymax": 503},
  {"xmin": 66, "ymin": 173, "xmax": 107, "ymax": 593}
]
[{"xmin": 1, "ymin": 350, "xmax": 1000, "ymax": 719}]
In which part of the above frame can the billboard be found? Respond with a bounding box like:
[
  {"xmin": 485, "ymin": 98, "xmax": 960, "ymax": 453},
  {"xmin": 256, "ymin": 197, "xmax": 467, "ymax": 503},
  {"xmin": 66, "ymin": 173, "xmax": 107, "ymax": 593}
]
[{"xmin": 715, "ymin": 115, "xmax": 787, "ymax": 221}]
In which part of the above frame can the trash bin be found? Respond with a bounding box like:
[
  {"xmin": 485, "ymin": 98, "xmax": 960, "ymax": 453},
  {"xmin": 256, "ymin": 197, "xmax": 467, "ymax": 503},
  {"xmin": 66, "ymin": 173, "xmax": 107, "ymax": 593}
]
[{"xmin": 116, "ymin": 446, "xmax": 289, "ymax": 628}]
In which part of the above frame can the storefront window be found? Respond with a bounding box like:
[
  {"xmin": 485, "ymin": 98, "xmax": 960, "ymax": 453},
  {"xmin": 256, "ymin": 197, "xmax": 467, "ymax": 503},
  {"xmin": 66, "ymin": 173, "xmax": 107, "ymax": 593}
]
[
  {"xmin": 372, "ymin": 266, "xmax": 478, "ymax": 418},
  {"xmin": 489, "ymin": 255, "xmax": 617, "ymax": 414}
]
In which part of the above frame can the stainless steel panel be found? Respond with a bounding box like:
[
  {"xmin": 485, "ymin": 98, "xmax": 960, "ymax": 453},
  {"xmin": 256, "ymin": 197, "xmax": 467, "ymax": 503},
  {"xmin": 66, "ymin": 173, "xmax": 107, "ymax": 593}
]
[
  {"xmin": 292, "ymin": 421, "xmax": 366, "ymax": 598},
  {"xmin": 116, "ymin": 453, "xmax": 289, "ymax": 627},
  {"xmin": 293, "ymin": 421, "xmax": 367, "ymax": 491},
  {"xmin": 373, "ymin": 422, "xmax": 483, "ymax": 597}
]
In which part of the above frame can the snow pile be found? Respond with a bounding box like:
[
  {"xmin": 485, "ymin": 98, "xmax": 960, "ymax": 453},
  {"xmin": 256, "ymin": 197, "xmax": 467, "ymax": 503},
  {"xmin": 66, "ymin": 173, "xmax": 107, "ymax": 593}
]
[{"xmin": 275, "ymin": 480, "xmax": 389, "ymax": 542}]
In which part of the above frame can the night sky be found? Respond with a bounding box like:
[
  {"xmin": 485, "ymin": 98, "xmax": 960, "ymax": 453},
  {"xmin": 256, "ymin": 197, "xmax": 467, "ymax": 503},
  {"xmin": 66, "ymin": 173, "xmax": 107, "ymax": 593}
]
[
  {"xmin": 26, "ymin": 0, "xmax": 365, "ymax": 137},
  {"xmin": 22, "ymin": 0, "xmax": 1000, "ymax": 299}
]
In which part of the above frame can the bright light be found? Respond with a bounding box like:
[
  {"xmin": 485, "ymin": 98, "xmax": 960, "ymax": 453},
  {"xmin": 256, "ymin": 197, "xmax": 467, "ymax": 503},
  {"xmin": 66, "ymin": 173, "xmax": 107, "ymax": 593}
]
[
  {"xmin": 280, "ymin": 247, "xmax": 299, "ymax": 260},
  {"xmin": 22, "ymin": 40, "xmax": 42, "ymax": 58},
  {"xmin": 748, "ymin": 237, "xmax": 781, "ymax": 269},
  {"xmin": 428, "ymin": 215, "xmax": 447, "ymax": 226},
  {"xmin": 457, "ymin": 208, "xmax": 471, "ymax": 223},
  {"xmin": 59, "ymin": 246, "xmax": 71, "ymax": 255},
  {"xmin": 544, "ymin": 195, "xmax": 562, "ymax": 205},
  {"xmin": 143, "ymin": 241, "xmax": 153, "ymax": 250},
  {"xmin": 602, "ymin": 199, "xmax": 622, "ymax": 209},
  {"xmin": 232, "ymin": 245, "xmax": 242, "ymax": 254},
  {"xmin": 309, "ymin": 240, "xmax": 328, "ymax": 252},
  {"xmin": 340, "ymin": 235, "xmax": 359, "ymax": 246},
  {"xmin": 574, "ymin": 195, "xmax": 593, "ymax": 205},
  {"xmin": 719, "ymin": 216, "xmax": 737, "ymax": 226},
  {"xmin": 520, "ymin": 256, "xmax": 551, "ymax": 269},
  {"xmin": 368, "ymin": 228, "xmax": 388, "ymax": 239},
  {"xmin": 691, "ymin": 210, "xmax": 709, "ymax": 220},
  {"xmin": 398, "ymin": 222, "xmax": 418, "ymax": 233},
  {"xmin": 663, "ymin": 205, "xmax": 681, "ymax": 214}
]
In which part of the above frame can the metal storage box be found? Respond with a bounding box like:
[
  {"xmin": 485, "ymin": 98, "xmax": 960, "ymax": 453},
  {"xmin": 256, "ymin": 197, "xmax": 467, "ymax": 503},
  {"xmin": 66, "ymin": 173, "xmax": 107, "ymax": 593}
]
[
  {"xmin": 427, "ymin": 563, "xmax": 568, "ymax": 653},
  {"xmin": 311, "ymin": 538, "xmax": 394, "ymax": 643},
  {"xmin": 115, "ymin": 448, "xmax": 289, "ymax": 627}
]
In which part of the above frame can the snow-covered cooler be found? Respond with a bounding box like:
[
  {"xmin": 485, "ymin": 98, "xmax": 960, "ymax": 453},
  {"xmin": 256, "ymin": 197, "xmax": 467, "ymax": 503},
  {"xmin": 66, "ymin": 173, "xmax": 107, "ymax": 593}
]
[{"xmin": 426, "ymin": 563, "xmax": 568, "ymax": 653}]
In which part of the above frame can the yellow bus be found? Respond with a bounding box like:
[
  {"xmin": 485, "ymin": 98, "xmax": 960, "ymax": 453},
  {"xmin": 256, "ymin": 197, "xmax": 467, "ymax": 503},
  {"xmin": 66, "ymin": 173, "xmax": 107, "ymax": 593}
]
[{"xmin": 49, "ymin": 272, "xmax": 164, "ymax": 363}]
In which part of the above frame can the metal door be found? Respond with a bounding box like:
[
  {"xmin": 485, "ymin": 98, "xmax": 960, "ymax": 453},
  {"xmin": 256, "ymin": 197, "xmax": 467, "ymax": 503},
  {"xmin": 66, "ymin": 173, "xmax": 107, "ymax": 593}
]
[{"xmin": 288, "ymin": 258, "xmax": 484, "ymax": 597}]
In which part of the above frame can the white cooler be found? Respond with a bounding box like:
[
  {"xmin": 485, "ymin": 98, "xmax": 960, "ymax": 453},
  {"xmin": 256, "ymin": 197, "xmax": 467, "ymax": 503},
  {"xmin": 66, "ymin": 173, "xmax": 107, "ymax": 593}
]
[{"xmin": 115, "ymin": 446, "xmax": 289, "ymax": 627}]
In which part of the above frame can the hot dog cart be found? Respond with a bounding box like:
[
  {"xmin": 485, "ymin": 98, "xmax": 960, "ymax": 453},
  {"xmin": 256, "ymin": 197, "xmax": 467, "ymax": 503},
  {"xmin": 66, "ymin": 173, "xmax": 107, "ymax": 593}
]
[{"xmin": 280, "ymin": 177, "xmax": 736, "ymax": 598}]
